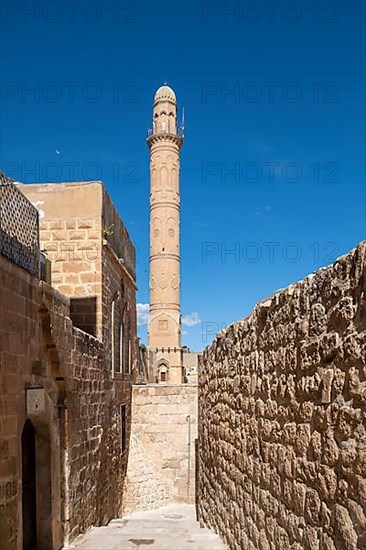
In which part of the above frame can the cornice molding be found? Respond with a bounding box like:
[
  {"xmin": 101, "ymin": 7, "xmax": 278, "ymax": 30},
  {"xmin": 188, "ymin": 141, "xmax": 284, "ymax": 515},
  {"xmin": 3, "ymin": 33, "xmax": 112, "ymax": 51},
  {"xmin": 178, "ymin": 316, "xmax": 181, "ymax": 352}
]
[
  {"xmin": 150, "ymin": 201, "xmax": 180, "ymax": 211},
  {"xmin": 147, "ymin": 133, "xmax": 183, "ymax": 149},
  {"xmin": 150, "ymin": 253, "xmax": 180, "ymax": 261}
]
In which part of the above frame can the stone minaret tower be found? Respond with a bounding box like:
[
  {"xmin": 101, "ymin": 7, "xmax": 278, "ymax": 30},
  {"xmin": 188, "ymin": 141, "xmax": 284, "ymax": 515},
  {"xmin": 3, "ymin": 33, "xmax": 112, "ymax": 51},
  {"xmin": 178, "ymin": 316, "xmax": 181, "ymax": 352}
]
[{"xmin": 147, "ymin": 85, "xmax": 184, "ymax": 384}]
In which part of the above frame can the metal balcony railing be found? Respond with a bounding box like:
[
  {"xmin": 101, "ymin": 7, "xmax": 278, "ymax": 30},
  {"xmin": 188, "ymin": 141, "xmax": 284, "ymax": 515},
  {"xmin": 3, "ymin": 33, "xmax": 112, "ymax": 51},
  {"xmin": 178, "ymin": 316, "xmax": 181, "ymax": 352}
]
[
  {"xmin": 0, "ymin": 173, "xmax": 40, "ymax": 276},
  {"xmin": 147, "ymin": 125, "xmax": 184, "ymax": 139}
]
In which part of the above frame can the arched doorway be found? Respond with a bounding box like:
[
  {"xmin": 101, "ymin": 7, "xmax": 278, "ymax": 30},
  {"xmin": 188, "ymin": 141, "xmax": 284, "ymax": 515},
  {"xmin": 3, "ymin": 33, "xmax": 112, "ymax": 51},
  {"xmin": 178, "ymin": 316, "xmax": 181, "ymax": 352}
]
[
  {"xmin": 22, "ymin": 419, "xmax": 37, "ymax": 550},
  {"xmin": 157, "ymin": 360, "xmax": 169, "ymax": 383}
]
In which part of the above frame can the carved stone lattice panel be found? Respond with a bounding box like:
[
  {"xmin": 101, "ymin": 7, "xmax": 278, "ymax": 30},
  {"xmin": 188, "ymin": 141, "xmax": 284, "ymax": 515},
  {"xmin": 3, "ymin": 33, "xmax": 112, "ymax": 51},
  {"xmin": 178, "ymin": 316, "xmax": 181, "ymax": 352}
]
[{"xmin": 0, "ymin": 174, "xmax": 39, "ymax": 276}]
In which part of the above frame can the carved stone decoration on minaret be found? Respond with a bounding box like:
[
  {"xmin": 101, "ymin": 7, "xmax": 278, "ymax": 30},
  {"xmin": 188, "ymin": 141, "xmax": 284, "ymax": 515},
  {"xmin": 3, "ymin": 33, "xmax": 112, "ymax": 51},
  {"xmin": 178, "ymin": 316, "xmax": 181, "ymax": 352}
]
[{"xmin": 147, "ymin": 85, "xmax": 184, "ymax": 384}]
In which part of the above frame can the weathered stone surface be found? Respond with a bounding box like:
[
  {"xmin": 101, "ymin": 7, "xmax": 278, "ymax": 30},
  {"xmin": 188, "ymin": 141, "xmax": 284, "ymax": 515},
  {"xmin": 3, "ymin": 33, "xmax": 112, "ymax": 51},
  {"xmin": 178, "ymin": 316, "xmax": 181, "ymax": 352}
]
[
  {"xmin": 0, "ymin": 201, "xmax": 136, "ymax": 550},
  {"xmin": 123, "ymin": 384, "xmax": 197, "ymax": 513},
  {"xmin": 198, "ymin": 242, "xmax": 366, "ymax": 550}
]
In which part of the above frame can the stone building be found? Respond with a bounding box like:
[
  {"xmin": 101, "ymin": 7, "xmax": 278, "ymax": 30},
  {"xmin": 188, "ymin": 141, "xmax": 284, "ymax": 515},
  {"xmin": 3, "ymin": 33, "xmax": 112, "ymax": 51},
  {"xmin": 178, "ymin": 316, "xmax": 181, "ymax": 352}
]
[
  {"xmin": 0, "ymin": 176, "xmax": 137, "ymax": 549},
  {"xmin": 19, "ymin": 180, "xmax": 137, "ymax": 359},
  {"xmin": 182, "ymin": 347, "xmax": 200, "ymax": 385},
  {"xmin": 198, "ymin": 242, "xmax": 366, "ymax": 550}
]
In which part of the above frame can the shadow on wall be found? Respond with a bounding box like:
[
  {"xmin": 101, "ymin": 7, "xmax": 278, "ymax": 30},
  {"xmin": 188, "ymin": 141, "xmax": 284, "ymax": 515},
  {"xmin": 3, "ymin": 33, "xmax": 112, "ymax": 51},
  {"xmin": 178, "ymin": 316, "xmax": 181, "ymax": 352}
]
[{"xmin": 70, "ymin": 297, "xmax": 97, "ymax": 337}]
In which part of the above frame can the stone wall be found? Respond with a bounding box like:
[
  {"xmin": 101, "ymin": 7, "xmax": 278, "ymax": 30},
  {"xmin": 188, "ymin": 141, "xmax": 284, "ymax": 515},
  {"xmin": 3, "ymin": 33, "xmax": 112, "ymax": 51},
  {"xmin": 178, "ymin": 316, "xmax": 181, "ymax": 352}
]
[
  {"xmin": 101, "ymin": 240, "xmax": 137, "ymax": 377},
  {"xmin": 198, "ymin": 242, "xmax": 366, "ymax": 550},
  {"xmin": 123, "ymin": 384, "xmax": 198, "ymax": 513},
  {"xmin": 21, "ymin": 178, "xmax": 138, "ymax": 380},
  {"xmin": 20, "ymin": 182, "xmax": 103, "ymax": 338},
  {"xmin": 45, "ymin": 283, "xmax": 133, "ymax": 544},
  {"xmin": 0, "ymin": 257, "xmax": 64, "ymax": 549},
  {"xmin": 0, "ymin": 255, "xmax": 133, "ymax": 549},
  {"xmin": 20, "ymin": 181, "xmax": 137, "ymax": 347}
]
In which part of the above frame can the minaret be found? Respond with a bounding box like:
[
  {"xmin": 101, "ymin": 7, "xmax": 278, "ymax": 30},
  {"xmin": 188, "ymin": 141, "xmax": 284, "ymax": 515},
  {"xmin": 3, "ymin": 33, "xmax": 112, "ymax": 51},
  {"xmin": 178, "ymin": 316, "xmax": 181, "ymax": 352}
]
[{"xmin": 147, "ymin": 85, "xmax": 184, "ymax": 384}]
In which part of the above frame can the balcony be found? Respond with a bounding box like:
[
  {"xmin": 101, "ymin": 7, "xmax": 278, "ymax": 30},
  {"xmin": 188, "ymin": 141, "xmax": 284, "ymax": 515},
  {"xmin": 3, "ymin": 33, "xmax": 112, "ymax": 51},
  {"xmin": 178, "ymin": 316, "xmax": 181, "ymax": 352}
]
[
  {"xmin": 0, "ymin": 173, "xmax": 40, "ymax": 276},
  {"xmin": 147, "ymin": 125, "xmax": 185, "ymax": 139}
]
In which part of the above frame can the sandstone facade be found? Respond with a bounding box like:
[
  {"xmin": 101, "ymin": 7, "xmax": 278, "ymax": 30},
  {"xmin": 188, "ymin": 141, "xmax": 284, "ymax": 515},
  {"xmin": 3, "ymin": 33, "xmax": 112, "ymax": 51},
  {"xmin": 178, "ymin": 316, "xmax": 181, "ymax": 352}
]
[
  {"xmin": 198, "ymin": 242, "xmax": 366, "ymax": 550},
  {"xmin": 0, "ymin": 181, "xmax": 137, "ymax": 549},
  {"xmin": 148, "ymin": 85, "xmax": 185, "ymax": 384},
  {"xmin": 20, "ymin": 181, "xmax": 137, "ymax": 354},
  {"xmin": 123, "ymin": 384, "xmax": 198, "ymax": 513}
]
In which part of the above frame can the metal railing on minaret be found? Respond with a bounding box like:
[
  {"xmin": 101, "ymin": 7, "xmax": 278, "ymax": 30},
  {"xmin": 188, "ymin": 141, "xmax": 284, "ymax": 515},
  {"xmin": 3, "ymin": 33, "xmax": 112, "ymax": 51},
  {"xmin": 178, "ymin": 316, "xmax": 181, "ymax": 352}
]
[{"xmin": 147, "ymin": 124, "xmax": 185, "ymax": 139}]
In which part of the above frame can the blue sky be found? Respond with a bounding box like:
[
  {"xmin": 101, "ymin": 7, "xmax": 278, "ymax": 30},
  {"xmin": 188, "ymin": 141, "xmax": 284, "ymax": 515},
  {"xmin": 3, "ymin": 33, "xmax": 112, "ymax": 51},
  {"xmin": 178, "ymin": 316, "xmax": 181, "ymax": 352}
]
[{"xmin": 1, "ymin": 0, "xmax": 365, "ymax": 350}]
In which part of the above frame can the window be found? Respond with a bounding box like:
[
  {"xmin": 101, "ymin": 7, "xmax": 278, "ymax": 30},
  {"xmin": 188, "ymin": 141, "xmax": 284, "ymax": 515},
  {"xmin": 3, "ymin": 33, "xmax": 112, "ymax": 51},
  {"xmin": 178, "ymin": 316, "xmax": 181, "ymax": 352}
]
[
  {"xmin": 160, "ymin": 371, "xmax": 166, "ymax": 382},
  {"xmin": 111, "ymin": 296, "xmax": 122, "ymax": 373},
  {"xmin": 114, "ymin": 308, "xmax": 121, "ymax": 373},
  {"xmin": 122, "ymin": 308, "xmax": 131, "ymax": 375},
  {"xmin": 120, "ymin": 404, "xmax": 126, "ymax": 452}
]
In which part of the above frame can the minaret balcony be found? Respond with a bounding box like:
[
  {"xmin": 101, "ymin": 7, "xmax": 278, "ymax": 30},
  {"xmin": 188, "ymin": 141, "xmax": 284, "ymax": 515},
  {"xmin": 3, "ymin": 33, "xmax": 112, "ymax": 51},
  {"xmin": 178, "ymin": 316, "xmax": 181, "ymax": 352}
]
[{"xmin": 147, "ymin": 126, "xmax": 184, "ymax": 147}]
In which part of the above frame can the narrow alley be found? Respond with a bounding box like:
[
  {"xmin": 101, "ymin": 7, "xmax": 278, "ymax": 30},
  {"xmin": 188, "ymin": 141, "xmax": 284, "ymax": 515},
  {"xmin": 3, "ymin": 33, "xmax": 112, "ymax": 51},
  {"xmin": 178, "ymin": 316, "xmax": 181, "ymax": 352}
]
[{"xmin": 68, "ymin": 504, "xmax": 225, "ymax": 550}]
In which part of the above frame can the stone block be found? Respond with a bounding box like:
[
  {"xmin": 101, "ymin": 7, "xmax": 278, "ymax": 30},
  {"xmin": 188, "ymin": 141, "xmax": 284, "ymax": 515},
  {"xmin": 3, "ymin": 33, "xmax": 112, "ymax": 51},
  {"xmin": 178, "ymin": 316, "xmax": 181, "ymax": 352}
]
[{"xmin": 78, "ymin": 219, "xmax": 94, "ymax": 229}]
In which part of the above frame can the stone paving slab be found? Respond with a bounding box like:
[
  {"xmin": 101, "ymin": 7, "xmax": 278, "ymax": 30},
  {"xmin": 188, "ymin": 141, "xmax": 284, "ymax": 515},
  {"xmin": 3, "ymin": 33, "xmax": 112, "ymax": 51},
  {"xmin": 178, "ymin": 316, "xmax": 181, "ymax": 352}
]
[{"xmin": 67, "ymin": 504, "xmax": 225, "ymax": 550}]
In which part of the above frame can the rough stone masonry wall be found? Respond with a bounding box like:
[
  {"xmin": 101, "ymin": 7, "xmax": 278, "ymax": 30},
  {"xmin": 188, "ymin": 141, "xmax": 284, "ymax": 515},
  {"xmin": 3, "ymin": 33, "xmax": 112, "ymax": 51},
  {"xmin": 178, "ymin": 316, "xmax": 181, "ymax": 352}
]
[
  {"xmin": 198, "ymin": 242, "xmax": 366, "ymax": 550},
  {"xmin": 123, "ymin": 385, "xmax": 197, "ymax": 513},
  {"xmin": 0, "ymin": 255, "xmax": 132, "ymax": 549},
  {"xmin": 39, "ymin": 277, "xmax": 133, "ymax": 545},
  {"xmin": 0, "ymin": 256, "xmax": 63, "ymax": 549}
]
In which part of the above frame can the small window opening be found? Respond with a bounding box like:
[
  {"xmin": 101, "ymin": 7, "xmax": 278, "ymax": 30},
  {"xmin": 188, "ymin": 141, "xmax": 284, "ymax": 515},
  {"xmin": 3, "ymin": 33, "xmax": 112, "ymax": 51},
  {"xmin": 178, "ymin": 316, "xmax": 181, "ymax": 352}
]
[{"xmin": 120, "ymin": 404, "xmax": 127, "ymax": 452}]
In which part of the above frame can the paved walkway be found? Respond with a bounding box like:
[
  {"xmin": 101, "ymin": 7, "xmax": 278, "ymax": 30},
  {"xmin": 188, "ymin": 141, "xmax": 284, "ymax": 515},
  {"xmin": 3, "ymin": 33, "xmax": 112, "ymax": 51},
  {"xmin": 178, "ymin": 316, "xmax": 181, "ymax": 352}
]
[{"xmin": 68, "ymin": 504, "xmax": 225, "ymax": 550}]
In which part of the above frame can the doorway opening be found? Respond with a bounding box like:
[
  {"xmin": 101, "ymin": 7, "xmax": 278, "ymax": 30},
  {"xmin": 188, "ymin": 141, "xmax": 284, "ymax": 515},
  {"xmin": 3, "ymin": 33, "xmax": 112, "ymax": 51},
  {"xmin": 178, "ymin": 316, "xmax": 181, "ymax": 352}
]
[
  {"xmin": 21, "ymin": 419, "xmax": 53, "ymax": 549},
  {"xmin": 22, "ymin": 419, "xmax": 37, "ymax": 550}
]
